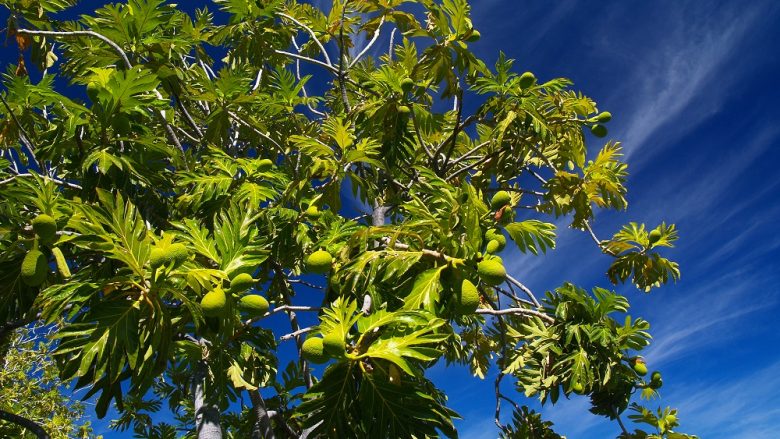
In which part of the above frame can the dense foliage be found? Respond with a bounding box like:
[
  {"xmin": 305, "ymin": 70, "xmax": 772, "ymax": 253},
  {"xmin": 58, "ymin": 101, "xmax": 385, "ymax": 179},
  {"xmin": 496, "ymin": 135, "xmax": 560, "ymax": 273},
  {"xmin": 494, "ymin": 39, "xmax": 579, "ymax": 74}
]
[
  {"xmin": 0, "ymin": 326, "xmax": 94, "ymax": 438},
  {"xmin": 0, "ymin": 0, "xmax": 696, "ymax": 437}
]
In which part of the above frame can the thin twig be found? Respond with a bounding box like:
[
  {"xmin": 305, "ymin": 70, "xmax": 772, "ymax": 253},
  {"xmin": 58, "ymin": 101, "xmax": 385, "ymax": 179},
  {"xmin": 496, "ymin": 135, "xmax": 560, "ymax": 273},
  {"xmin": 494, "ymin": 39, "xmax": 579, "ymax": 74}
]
[
  {"xmin": 505, "ymin": 274, "xmax": 542, "ymax": 307},
  {"xmin": 349, "ymin": 17, "xmax": 385, "ymax": 68},
  {"xmin": 278, "ymin": 13, "xmax": 333, "ymax": 67},
  {"xmin": 0, "ymin": 173, "xmax": 82, "ymax": 190},
  {"xmin": 17, "ymin": 29, "xmax": 131, "ymax": 69},
  {"xmin": 476, "ymin": 307, "xmax": 554, "ymax": 324}
]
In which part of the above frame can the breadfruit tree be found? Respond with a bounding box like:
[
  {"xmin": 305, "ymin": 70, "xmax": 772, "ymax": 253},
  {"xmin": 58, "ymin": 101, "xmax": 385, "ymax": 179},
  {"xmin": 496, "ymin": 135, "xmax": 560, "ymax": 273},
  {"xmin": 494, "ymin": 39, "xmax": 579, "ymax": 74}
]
[{"xmin": 0, "ymin": 0, "xmax": 696, "ymax": 438}]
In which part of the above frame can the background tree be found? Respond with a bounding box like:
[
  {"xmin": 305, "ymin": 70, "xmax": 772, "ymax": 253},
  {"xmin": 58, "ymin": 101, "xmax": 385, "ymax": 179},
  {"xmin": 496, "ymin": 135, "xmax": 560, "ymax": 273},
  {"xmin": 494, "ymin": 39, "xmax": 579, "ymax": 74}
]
[
  {"xmin": 0, "ymin": 325, "xmax": 96, "ymax": 439},
  {"xmin": 0, "ymin": 0, "xmax": 696, "ymax": 437}
]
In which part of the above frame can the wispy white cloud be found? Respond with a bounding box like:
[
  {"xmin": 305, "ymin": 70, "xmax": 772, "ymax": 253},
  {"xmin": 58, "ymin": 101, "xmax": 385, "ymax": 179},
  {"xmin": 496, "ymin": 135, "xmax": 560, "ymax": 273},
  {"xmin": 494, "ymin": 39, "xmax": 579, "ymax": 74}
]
[
  {"xmin": 607, "ymin": 3, "xmax": 764, "ymax": 162},
  {"xmin": 665, "ymin": 359, "xmax": 780, "ymax": 438},
  {"xmin": 643, "ymin": 269, "xmax": 776, "ymax": 366}
]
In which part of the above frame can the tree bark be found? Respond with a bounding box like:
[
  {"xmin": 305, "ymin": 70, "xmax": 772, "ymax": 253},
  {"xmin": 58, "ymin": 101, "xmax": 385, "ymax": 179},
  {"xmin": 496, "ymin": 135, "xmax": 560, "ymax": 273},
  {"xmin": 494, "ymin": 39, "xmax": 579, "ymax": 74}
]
[
  {"xmin": 249, "ymin": 389, "xmax": 275, "ymax": 439},
  {"xmin": 0, "ymin": 409, "xmax": 50, "ymax": 439},
  {"xmin": 192, "ymin": 359, "xmax": 222, "ymax": 439}
]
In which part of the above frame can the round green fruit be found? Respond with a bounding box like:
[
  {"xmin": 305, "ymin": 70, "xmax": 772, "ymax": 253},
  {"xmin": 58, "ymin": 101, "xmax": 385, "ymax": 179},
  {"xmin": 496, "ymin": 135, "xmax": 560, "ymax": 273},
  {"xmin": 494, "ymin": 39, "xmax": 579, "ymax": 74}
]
[
  {"xmin": 519, "ymin": 71, "xmax": 536, "ymax": 89},
  {"xmin": 590, "ymin": 124, "xmax": 608, "ymax": 138},
  {"xmin": 649, "ymin": 378, "xmax": 663, "ymax": 389},
  {"xmin": 323, "ymin": 332, "xmax": 346, "ymax": 357},
  {"xmin": 149, "ymin": 244, "xmax": 188, "ymax": 269},
  {"xmin": 230, "ymin": 273, "xmax": 255, "ymax": 293},
  {"xmin": 455, "ymin": 279, "xmax": 480, "ymax": 314},
  {"xmin": 633, "ymin": 360, "xmax": 648, "ymax": 376},
  {"xmin": 477, "ymin": 258, "xmax": 506, "ymax": 286},
  {"xmin": 86, "ymin": 82, "xmax": 100, "ymax": 102},
  {"xmin": 466, "ymin": 29, "xmax": 481, "ymax": 42},
  {"xmin": 400, "ymin": 78, "xmax": 414, "ymax": 93},
  {"xmin": 201, "ymin": 289, "xmax": 227, "ymax": 318},
  {"xmin": 485, "ymin": 239, "xmax": 502, "ymax": 254},
  {"xmin": 651, "ymin": 371, "xmax": 662, "ymax": 382},
  {"xmin": 149, "ymin": 247, "xmax": 168, "ymax": 269},
  {"xmin": 305, "ymin": 205, "xmax": 322, "ymax": 220},
  {"xmin": 301, "ymin": 337, "xmax": 329, "ymax": 364},
  {"xmin": 169, "ymin": 243, "xmax": 189, "ymax": 264},
  {"xmin": 397, "ymin": 105, "xmax": 411, "ymax": 114},
  {"xmin": 571, "ymin": 382, "xmax": 584, "ymax": 394},
  {"xmin": 306, "ymin": 250, "xmax": 333, "ymax": 274},
  {"xmin": 21, "ymin": 249, "xmax": 48, "ymax": 287},
  {"xmin": 485, "ymin": 229, "xmax": 506, "ymax": 250},
  {"xmin": 648, "ymin": 229, "xmax": 662, "ymax": 245},
  {"xmin": 388, "ymin": 363, "xmax": 402, "ymax": 386},
  {"xmin": 595, "ymin": 111, "xmax": 612, "ymax": 123},
  {"xmin": 32, "ymin": 214, "xmax": 57, "ymax": 245},
  {"xmin": 257, "ymin": 159, "xmax": 274, "ymax": 172},
  {"xmin": 490, "ymin": 190, "xmax": 511, "ymax": 210},
  {"xmin": 238, "ymin": 295, "xmax": 269, "ymax": 317}
]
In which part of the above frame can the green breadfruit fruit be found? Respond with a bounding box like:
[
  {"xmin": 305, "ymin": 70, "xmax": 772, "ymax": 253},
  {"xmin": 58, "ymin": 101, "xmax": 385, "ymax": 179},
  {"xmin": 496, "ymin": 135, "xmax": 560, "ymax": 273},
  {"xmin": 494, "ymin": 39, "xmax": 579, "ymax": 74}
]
[
  {"xmin": 201, "ymin": 289, "xmax": 227, "ymax": 318},
  {"xmin": 306, "ymin": 250, "xmax": 333, "ymax": 274},
  {"xmin": 571, "ymin": 381, "xmax": 585, "ymax": 394},
  {"xmin": 485, "ymin": 228, "xmax": 506, "ymax": 251},
  {"xmin": 455, "ymin": 279, "xmax": 480, "ymax": 314},
  {"xmin": 466, "ymin": 29, "xmax": 481, "ymax": 42},
  {"xmin": 651, "ymin": 371, "xmax": 662, "ymax": 382},
  {"xmin": 257, "ymin": 159, "xmax": 274, "ymax": 172},
  {"xmin": 301, "ymin": 337, "xmax": 328, "ymax": 364},
  {"xmin": 485, "ymin": 239, "xmax": 502, "ymax": 254},
  {"xmin": 150, "ymin": 243, "xmax": 188, "ymax": 269},
  {"xmin": 32, "ymin": 214, "xmax": 57, "ymax": 245},
  {"xmin": 169, "ymin": 243, "xmax": 189, "ymax": 264},
  {"xmin": 648, "ymin": 229, "xmax": 662, "ymax": 245},
  {"xmin": 305, "ymin": 205, "xmax": 322, "ymax": 220},
  {"xmin": 86, "ymin": 82, "xmax": 100, "ymax": 102},
  {"xmin": 519, "ymin": 71, "xmax": 536, "ymax": 89},
  {"xmin": 323, "ymin": 332, "xmax": 346, "ymax": 357},
  {"xmin": 397, "ymin": 105, "xmax": 411, "ymax": 114},
  {"xmin": 400, "ymin": 78, "xmax": 414, "ymax": 93},
  {"xmin": 230, "ymin": 273, "xmax": 255, "ymax": 293},
  {"xmin": 632, "ymin": 359, "xmax": 648, "ymax": 376},
  {"xmin": 238, "ymin": 295, "xmax": 269, "ymax": 317},
  {"xmin": 590, "ymin": 124, "xmax": 608, "ymax": 138},
  {"xmin": 51, "ymin": 247, "xmax": 71, "ymax": 278},
  {"xmin": 21, "ymin": 249, "xmax": 48, "ymax": 287},
  {"xmin": 595, "ymin": 111, "xmax": 612, "ymax": 123},
  {"xmin": 149, "ymin": 247, "xmax": 168, "ymax": 269},
  {"xmin": 490, "ymin": 191, "xmax": 511, "ymax": 210},
  {"xmin": 477, "ymin": 258, "xmax": 506, "ymax": 286},
  {"xmin": 388, "ymin": 363, "xmax": 402, "ymax": 386}
]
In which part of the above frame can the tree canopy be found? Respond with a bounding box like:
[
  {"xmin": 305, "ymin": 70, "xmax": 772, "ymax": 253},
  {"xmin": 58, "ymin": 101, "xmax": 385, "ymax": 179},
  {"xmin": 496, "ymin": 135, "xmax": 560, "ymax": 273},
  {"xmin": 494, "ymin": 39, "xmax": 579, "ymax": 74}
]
[{"xmin": 0, "ymin": 0, "xmax": 695, "ymax": 437}]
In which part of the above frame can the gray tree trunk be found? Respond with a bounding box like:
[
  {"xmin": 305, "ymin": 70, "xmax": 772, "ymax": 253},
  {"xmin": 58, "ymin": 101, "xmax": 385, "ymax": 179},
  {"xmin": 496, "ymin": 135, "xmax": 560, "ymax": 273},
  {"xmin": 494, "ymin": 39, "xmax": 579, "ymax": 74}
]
[
  {"xmin": 249, "ymin": 389, "xmax": 275, "ymax": 439},
  {"xmin": 192, "ymin": 359, "xmax": 222, "ymax": 439}
]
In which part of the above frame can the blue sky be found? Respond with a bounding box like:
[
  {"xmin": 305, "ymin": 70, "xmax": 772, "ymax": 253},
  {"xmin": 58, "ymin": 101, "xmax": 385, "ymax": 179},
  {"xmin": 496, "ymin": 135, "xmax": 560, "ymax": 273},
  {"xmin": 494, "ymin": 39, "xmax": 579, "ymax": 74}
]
[{"xmin": 3, "ymin": 0, "xmax": 780, "ymax": 437}]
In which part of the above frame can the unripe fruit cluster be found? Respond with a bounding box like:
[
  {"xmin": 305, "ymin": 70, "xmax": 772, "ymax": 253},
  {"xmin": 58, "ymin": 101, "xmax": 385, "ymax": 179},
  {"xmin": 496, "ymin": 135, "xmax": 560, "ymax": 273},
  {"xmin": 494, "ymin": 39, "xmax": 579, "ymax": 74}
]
[{"xmin": 150, "ymin": 243, "xmax": 188, "ymax": 269}]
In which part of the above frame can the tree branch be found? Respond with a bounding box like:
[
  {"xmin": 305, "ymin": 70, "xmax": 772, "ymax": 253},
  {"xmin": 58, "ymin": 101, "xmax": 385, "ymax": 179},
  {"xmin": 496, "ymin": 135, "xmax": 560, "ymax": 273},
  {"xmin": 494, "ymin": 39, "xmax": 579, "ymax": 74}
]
[
  {"xmin": 504, "ymin": 274, "xmax": 542, "ymax": 308},
  {"xmin": 0, "ymin": 173, "xmax": 82, "ymax": 190},
  {"xmin": 476, "ymin": 307, "xmax": 554, "ymax": 324},
  {"xmin": 0, "ymin": 409, "xmax": 50, "ymax": 439},
  {"xmin": 349, "ymin": 17, "xmax": 385, "ymax": 68},
  {"xmin": 278, "ymin": 13, "xmax": 333, "ymax": 67},
  {"xmin": 0, "ymin": 92, "xmax": 44, "ymax": 175},
  {"xmin": 17, "ymin": 29, "xmax": 131, "ymax": 69}
]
